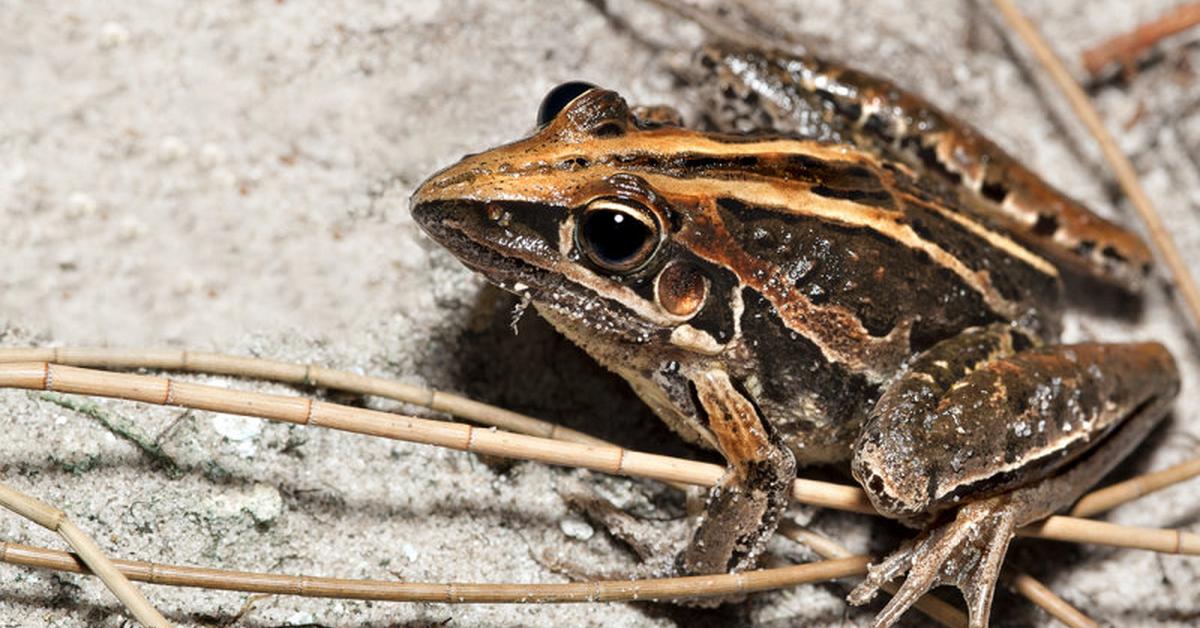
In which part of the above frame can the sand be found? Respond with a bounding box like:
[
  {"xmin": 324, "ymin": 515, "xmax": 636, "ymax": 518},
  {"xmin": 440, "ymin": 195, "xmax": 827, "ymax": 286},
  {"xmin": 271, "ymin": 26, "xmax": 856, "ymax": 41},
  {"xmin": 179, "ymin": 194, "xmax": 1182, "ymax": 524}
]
[{"xmin": 2, "ymin": 1, "xmax": 1199, "ymax": 625}]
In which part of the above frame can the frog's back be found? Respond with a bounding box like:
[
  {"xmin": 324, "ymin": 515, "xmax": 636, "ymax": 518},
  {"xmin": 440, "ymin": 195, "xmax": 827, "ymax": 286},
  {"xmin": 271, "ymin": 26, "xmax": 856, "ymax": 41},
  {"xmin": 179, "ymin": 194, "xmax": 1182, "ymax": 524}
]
[
  {"xmin": 669, "ymin": 142, "xmax": 1063, "ymax": 458},
  {"xmin": 698, "ymin": 148, "xmax": 1065, "ymax": 352}
]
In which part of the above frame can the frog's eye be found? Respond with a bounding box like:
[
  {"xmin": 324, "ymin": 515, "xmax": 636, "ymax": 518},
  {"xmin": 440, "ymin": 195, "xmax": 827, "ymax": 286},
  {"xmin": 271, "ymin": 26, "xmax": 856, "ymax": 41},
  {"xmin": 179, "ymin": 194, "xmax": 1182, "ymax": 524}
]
[
  {"xmin": 537, "ymin": 81, "xmax": 597, "ymax": 127},
  {"xmin": 577, "ymin": 199, "xmax": 661, "ymax": 274}
]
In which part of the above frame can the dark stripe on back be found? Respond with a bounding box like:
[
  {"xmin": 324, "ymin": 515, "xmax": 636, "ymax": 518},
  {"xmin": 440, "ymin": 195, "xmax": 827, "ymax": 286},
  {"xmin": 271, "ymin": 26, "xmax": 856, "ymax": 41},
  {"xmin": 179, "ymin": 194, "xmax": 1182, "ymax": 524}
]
[
  {"xmin": 598, "ymin": 150, "xmax": 896, "ymax": 209},
  {"xmin": 715, "ymin": 197, "xmax": 1002, "ymax": 350},
  {"xmin": 897, "ymin": 196, "xmax": 1061, "ymax": 338}
]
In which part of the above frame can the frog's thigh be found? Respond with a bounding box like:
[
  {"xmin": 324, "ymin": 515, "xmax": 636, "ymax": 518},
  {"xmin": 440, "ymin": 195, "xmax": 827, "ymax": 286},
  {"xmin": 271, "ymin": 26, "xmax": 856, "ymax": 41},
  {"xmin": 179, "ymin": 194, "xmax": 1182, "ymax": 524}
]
[
  {"xmin": 848, "ymin": 327, "xmax": 1178, "ymax": 627},
  {"xmin": 852, "ymin": 325, "xmax": 1179, "ymax": 523},
  {"xmin": 682, "ymin": 369, "xmax": 796, "ymax": 575}
]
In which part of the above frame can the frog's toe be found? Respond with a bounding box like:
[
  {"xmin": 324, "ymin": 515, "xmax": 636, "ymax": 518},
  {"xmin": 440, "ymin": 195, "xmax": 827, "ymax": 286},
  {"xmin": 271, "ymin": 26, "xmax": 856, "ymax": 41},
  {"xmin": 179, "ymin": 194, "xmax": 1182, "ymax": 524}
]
[{"xmin": 849, "ymin": 495, "xmax": 1020, "ymax": 628}]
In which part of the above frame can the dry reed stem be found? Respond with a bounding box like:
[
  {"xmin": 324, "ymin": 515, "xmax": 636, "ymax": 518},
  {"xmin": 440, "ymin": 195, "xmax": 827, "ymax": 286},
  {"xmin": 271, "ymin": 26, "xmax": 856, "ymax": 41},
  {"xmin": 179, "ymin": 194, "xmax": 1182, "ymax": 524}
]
[
  {"xmin": 0, "ymin": 350, "xmax": 1138, "ymax": 622},
  {"xmin": 0, "ymin": 347, "xmax": 606, "ymax": 447},
  {"xmin": 1, "ymin": 347, "xmax": 1194, "ymax": 517},
  {"xmin": 1, "ymin": 361, "xmax": 1197, "ymax": 557},
  {"xmin": 1019, "ymin": 515, "xmax": 1200, "ymax": 554},
  {"xmin": 0, "ymin": 349, "xmax": 1128, "ymax": 622},
  {"xmin": 0, "ymin": 540, "xmax": 869, "ymax": 603},
  {"xmin": 1070, "ymin": 454, "xmax": 1200, "ymax": 517},
  {"xmin": 1081, "ymin": 3, "xmax": 1200, "ymax": 78},
  {"xmin": 0, "ymin": 482, "xmax": 172, "ymax": 627},
  {"xmin": 1009, "ymin": 572, "xmax": 1099, "ymax": 628},
  {"xmin": 992, "ymin": 0, "xmax": 1200, "ymax": 337}
]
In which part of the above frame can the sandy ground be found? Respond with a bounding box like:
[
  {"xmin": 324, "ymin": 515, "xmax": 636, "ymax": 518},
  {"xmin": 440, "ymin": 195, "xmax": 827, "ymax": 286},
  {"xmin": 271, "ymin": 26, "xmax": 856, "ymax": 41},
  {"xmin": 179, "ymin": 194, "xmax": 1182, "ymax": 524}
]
[{"xmin": 2, "ymin": 1, "xmax": 1200, "ymax": 626}]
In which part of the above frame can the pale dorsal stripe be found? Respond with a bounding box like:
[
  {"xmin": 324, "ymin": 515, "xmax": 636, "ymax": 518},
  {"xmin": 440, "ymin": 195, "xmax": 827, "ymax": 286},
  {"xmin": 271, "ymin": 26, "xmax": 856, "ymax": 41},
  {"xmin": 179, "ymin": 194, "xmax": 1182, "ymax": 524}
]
[{"xmin": 432, "ymin": 164, "xmax": 1029, "ymax": 323}]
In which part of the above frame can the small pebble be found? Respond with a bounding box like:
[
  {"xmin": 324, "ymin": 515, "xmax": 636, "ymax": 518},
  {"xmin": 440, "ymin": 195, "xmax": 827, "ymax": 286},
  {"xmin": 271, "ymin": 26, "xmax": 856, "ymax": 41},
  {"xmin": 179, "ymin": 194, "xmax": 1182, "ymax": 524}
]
[
  {"xmin": 118, "ymin": 214, "xmax": 147, "ymax": 240},
  {"xmin": 158, "ymin": 136, "xmax": 188, "ymax": 162},
  {"xmin": 213, "ymin": 414, "xmax": 262, "ymax": 442},
  {"xmin": 205, "ymin": 483, "xmax": 282, "ymax": 524},
  {"xmin": 559, "ymin": 516, "xmax": 594, "ymax": 541},
  {"xmin": 99, "ymin": 21, "xmax": 130, "ymax": 48},
  {"xmin": 198, "ymin": 143, "xmax": 225, "ymax": 169},
  {"xmin": 67, "ymin": 191, "xmax": 98, "ymax": 217}
]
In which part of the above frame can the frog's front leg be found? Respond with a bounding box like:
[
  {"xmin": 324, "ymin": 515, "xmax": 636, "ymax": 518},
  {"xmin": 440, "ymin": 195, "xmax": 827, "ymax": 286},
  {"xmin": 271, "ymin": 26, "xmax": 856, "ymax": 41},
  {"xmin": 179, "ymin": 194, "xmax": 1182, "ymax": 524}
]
[
  {"xmin": 681, "ymin": 368, "xmax": 797, "ymax": 574},
  {"xmin": 848, "ymin": 324, "xmax": 1179, "ymax": 628}
]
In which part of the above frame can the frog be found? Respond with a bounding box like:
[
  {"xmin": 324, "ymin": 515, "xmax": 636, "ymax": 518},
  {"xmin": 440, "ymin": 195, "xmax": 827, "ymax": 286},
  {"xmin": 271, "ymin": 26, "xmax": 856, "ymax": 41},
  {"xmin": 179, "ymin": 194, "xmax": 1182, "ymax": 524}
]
[{"xmin": 409, "ymin": 42, "xmax": 1180, "ymax": 627}]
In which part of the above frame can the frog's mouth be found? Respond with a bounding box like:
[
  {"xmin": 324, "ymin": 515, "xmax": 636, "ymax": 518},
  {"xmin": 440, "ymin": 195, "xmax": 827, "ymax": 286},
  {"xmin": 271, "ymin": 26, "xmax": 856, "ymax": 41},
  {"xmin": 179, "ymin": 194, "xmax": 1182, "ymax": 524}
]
[{"xmin": 411, "ymin": 199, "xmax": 562, "ymax": 292}]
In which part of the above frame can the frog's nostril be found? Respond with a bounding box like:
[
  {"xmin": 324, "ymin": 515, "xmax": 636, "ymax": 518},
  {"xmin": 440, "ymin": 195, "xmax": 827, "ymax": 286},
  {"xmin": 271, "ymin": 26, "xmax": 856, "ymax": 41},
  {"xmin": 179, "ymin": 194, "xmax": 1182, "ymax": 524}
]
[{"xmin": 409, "ymin": 200, "xmax": 437, "ymax": 228}]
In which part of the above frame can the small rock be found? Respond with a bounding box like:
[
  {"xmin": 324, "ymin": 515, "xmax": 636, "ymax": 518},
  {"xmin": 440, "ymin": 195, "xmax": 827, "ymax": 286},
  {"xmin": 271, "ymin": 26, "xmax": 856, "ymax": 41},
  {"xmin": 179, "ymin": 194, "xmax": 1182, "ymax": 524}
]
[
  {"xmin": 198, "ymin": 143, "xmax": 225, "ymax": 169},
  {"xmin": 559, "ymin": 516, "xmax": 594, "ymax": 541},
  {"xmin": 99, "ymin": 21, "xmax": 130, "ymax": 48},
  {"xmin": 244, "ymin": 483, "xmax": 283, "ymax": 523},
  {"xmin": 212, "ymin": 413, "xmax": 262, "ymax": 441},
  {"xmin": 118, "ymin": 214, "xmax": 147, "ymax": 240},
  {"xmin": 66, "ymin": 192, "xmax": 97, "ymax": 217},
  {"xmin": 205, "ymin": 483, "xmax": 283, "ymax": 524},
  {"xmin": 158, "ymin": 136, "xmax": 188, "ymax": 162}
]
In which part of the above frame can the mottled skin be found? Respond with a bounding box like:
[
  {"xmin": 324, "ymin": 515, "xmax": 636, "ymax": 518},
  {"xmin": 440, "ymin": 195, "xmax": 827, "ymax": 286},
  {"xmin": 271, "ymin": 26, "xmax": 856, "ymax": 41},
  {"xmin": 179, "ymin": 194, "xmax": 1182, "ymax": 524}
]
[
  {"xmin": 692, "ymin": 43, "xmax": 1153, "ymax": 290},
  {"xmin": 411, "ymin": 44, "xmax": 1179, "ymax": 627}
]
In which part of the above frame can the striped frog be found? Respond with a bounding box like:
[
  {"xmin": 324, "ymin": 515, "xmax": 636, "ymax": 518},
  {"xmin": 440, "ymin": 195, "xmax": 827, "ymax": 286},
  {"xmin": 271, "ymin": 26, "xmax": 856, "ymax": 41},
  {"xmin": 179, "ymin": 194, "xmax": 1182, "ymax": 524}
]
[{"xmin": 409, "ymin": 43, "xmax": 1180, "ymax": 627}]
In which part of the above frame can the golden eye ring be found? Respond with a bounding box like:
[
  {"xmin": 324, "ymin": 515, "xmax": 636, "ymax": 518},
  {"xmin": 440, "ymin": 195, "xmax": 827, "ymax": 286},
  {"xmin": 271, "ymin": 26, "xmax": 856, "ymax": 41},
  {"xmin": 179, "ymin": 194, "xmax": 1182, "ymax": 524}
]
[
  {"xmin": 575, "ymin": 198, "xmax": 662, "ymax": 274},
  {"xmin": 655, "ymin": 261, "xmax": 709, "ymax": 318}
]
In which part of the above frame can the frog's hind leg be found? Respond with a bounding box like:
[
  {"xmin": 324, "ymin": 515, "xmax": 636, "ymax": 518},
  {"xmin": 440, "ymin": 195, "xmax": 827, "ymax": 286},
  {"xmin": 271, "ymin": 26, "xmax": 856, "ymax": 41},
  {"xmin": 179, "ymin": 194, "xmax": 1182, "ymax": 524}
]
[{"xmin": 849, "ymin": 324, "xmax": 1179, "ymax": 627}]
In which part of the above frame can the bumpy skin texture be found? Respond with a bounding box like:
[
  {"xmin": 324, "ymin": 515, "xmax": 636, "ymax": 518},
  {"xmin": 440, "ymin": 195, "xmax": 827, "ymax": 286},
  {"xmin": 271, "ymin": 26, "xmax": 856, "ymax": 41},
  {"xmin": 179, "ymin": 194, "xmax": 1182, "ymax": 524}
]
[
  {"xmin": 853, "ymin": 325, "xmax": 1180, "ymax": 527},
  {"xmin": 410, "ymin": 44, "xmax": 1180, "ymax": 627},
  {"xmin": 690, "ymin": 43, "xmax": 1154, "ymax": 291},
  {"xmin": 850, "ymin": 334, "xmax": 1178, "ymax": 627}
]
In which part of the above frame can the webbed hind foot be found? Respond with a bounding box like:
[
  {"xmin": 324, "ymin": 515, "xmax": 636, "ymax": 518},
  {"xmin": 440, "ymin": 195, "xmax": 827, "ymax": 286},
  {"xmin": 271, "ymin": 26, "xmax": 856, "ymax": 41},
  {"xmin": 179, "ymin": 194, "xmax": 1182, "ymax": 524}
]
[{"xmin": 848, "ymin": 495, "xmax": 1020, "ymax": 628}]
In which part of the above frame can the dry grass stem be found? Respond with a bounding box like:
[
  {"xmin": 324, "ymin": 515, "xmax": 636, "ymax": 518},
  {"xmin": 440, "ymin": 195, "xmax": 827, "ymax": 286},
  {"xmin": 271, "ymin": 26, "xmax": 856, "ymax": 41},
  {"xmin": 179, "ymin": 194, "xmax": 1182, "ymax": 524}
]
[
  {"xmin": 0, "ymin": 540, "xmax": 869, "ymax": 603},
  {"xmin": 0, "ymin": 482, "xmax": 172, "ymax": 627},
  {"xmin": 1018, "ymin": 516, "xmax": 1200, "ymax": 554},
  {"xmin": 641, "ymin": 0, "xmax": 763, "ymax": 48},
  {"xmin": 1, "ymin": 347, "xmax": 1191, "ymax": 517},
  {"xmin": 1, "ymin": 349, "xmax": 1167, "ymax": 622},
  {"xmin": 0, "ymin": 347, "xmax": 606, "ymax": 447},
  {"xmin": 1080, "ymin": 2, "xmax": 1200, "ymax": 78},
  {"xmin": 1009, "ymin": 572, "xmax": 1099, "ymax": 628},
  {"xmin": 992, "ymin": 0, "xmax": 1200, "ymax": 337},
  {"xmin": 1070, "ymin": 454, "xmax": 1200, "ymax": 517},
  {"xmin": 1, "ymin": 360, "xmax": 1196, "ymax": 557}
]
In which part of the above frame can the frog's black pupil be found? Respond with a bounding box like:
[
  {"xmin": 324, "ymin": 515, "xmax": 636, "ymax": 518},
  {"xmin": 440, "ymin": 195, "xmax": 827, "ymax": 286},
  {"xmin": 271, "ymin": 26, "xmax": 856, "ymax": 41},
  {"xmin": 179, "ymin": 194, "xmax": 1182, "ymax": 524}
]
[
  {"xmin": 537, "ymin": 81, "xmax": 597, "ymax": 127},
  {"xmin": 581, "ymin": 209, "xmax": 651, "ymax": 267}
]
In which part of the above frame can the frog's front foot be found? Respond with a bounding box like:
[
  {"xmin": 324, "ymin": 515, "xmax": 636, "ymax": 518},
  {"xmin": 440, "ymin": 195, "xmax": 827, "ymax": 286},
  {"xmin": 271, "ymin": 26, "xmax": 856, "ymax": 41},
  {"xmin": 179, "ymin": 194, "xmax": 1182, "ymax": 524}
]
[
  {"xmin": 680, "ymin": 369, "xmax": 797, "ymax": 575},
  {"xmin": 848, "ymin": 495, "xmax": 1019, "ymax": 628}
]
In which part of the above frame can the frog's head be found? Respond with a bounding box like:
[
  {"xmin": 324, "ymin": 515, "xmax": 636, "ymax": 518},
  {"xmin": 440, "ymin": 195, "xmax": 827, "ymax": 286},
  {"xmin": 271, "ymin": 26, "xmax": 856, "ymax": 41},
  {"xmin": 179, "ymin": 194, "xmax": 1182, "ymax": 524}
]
[
  {"xmin": 411, "ymin": 83, "xmax": 766, "ymax": 359},
  {"xmin": 412, "ymin": 83, "xmax": 909, "ymax": 454}
]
